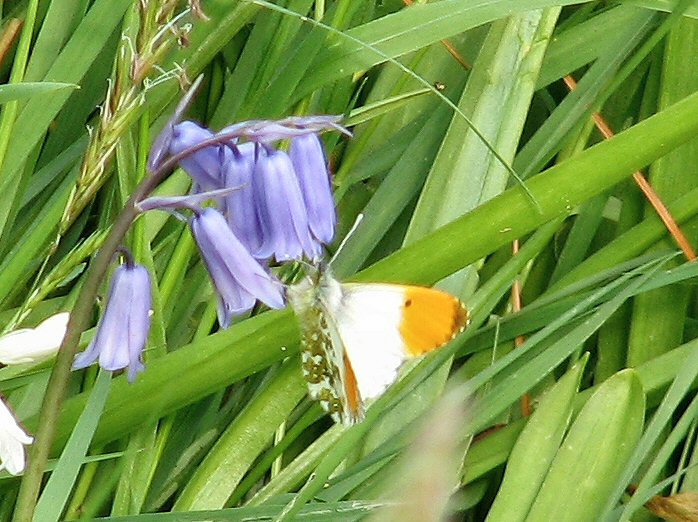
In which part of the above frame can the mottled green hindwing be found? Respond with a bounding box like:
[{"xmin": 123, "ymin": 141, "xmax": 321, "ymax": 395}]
[
  {"xmin": 299, "ymin": 304, "xmax": 348, "ymax": 422},
  {"xmin": 288, "ymin": 274, "xmax": 360, "ymax": 424}
]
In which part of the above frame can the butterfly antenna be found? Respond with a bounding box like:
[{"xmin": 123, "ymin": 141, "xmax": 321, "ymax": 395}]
[{"xmin": 330, "ymin": 213, "xmax": 364, "ymax": 266}]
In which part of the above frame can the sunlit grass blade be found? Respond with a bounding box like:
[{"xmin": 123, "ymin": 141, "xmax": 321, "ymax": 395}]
[
  {"xmin": 33, "ymin": 370, "xmax": 111, "ymax": 522},
  {"xmin": 525, "ymin": 369, "xmax": 645, "ymax": 522},
  {"xmin": 485, "ymin": 356, "xmax": 587, "ymax": 522},
  {"xmin": 174, "ymin": 360, "xmax": 306, "ymax": 510}
]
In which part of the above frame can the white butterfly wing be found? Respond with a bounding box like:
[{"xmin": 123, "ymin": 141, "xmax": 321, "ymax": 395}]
[{"xmin": 330, "ymin": 284, "xmax": 411, "ymax": 401}]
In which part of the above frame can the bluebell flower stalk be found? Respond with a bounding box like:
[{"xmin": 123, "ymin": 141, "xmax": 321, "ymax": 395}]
[
  {"xmin": 73, "ymin": 261, "xmax": 152, "ymax": 382},
  {"xmin": 190, "ymin": 208, "xmax": 285, "ymax": 328},
  {"xmin": 253, "ymin": 148, "xmax": 322, "ymax": 262}
]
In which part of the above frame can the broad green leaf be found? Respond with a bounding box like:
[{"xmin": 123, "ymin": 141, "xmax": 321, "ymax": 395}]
[
  {"xmin": 525, "ymin": 369, "xmax": 645, "ymax": 522},
  {"xmin": 627, "ymin": 13, "xmax": 698, "ymax": 368},
  {"xmin": 406, "ymin": 8, "xmax": 561, "ymax": 244},
  {"xmin": 174, "ymin": 360, "xmax": 306, "ymax": 510},
  {"xmin": 486, "ymin": 356, "xmax": 587, "ymax": 522},
  {"xmin": 0, "ymin": 82, "xmax": 78, "ymax": 104}
]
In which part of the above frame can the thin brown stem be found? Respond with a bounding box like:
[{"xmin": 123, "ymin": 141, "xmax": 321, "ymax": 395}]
[
  {"xmin": 12, "ymin": 108, "xmax": 213, "ymax": 522},
  {"xmin": 0, "ymin": 19, "xmax": 22, "ymax": 68},
  {"xmin": 563, "ymin": 75, "xmax": 696, "ymax": 261},
  {"xmin": 402, "ymin": 0, "xmax": 471, "ymax": 70},
  {"xmin": 511, "ymin": 239, "xmax": 532, "ymax": 416}
]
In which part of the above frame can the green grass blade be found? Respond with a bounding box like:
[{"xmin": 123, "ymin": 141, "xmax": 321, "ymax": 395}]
[
  {"xmin": 0, "ymin": 82, "xmax": 78, "ymax": 104},
  {"xmin": 525, "ymin": 369, "xmax": 645, "ymax": 522},
  {"xmin": 174, "ymin": 360, "xmax": 306, "ymax": 510},
  {"xmin": 486, "ymin": 356, "xmax": 587, "ymax": 522},
  {"xmin": 33, "ymin": 370, "xmax": 111, "ymax": 522}
]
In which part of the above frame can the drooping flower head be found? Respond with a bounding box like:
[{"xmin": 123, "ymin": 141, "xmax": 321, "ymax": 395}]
[
  {"xmin": 73, "ymin": 258, "xmax": 152, "ymax": 382},
  {"xmin": 222, "ymin": 142, "xmax": 263, "ymax": 253},
  {"xmin": 169, "ymin": 121, "xmax": 229, "ymax": 192},
  {"xmin": 0, "ymin": 396, "xmax": 32, "ymax": 475},
  {"xmin": 147, "ymin": 113, "xmax": 348, "ymax": 264},
  {"xmin": 289, "ymin": 133, "xmax": 336, "ymax": 244},
  {"xmin": 0, "ymin": 312, "xmax": 69, "ymax": 365},
  {"xmin": 190, "ymin": 207, "xmax": 285, "ymax": 328},
  {"xmin": 253, "ymin": 147, "xmax": 322, "ymax": 262}
]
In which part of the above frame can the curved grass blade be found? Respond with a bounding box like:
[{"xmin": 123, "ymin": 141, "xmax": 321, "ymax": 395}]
[{"xmin": 0, "ymin": 82, "xmax": 78, "ymax": 104}]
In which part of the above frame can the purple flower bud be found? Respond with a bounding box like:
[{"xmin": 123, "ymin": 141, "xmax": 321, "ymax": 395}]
[
  {"xmin": 73, "ymin": 263, "xmax": 152, "ymax": 382},
  {"xmin": 148, "ymin": 119, "xmax": 175, "ymax": 174},
  {"xmin": 222, "ymin": 143, "xmax": 263, "ymax": 253},
  {"xmin": 253, "ymin": 148, "xmax": 322, "ymax": 262},
  {"xmin": 147, "ymin": 76, "xmax": 205, "ymax": 172},
  {"xmin": 289, "ymin": 133, "xmax": 336, "ymax": 244},
  {"xmin": 170, "ymin": 121, "xmax": 227, "ymax": 191},
  {"xmin": 190, "ymin": 208, "xmax": 285, "ymax": 328}
]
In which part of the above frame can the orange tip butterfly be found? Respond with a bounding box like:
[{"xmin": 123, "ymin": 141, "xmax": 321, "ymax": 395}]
[{"xmin": 287, "ymin": 265, "xmax": 470, "ymax": 425}]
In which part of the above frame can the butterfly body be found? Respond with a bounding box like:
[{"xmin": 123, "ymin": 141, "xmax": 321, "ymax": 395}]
[{"xmin": 287, "ymin": 267, "xmax": 469, "ymax": 425}]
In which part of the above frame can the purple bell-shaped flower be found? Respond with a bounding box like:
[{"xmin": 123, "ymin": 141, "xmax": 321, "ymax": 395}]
[
  {"xmin": 73, "ymin": 260, "xmax": 152, "ymax": 382},
  {"xmin": 289, "ymin": 133, "xmax": 336, "ymax": 245},
  {"xmin": 169, "ymin": 121, "xmax": 228, "ymax": 192},
  {"xmin": 190, "ymin": 207, "xmax": 285, "ymax": 328},
  {"xmin": 222, "ymin": 142, "xmax": 263, "ymax": 253},
  {"xmin": 253, "ymin": 148, "xmax": 322, "ymax": 262}
]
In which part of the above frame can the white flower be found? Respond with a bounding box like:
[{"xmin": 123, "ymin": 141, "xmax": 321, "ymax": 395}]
[
  {"xmin": 0, "ymin": 312, "xmax": 69, "ymax": 365},
  {"xmin": 0, "ymin": 397, "xmax": 32, "ymax": 475}
]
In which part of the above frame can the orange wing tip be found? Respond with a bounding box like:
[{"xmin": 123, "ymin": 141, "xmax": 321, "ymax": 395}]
[{"xmin": 400, "ymin": 287, "xmax": 471, "ymax": 356}]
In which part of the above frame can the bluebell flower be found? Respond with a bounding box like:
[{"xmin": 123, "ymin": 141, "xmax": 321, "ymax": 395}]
[
  {"xmin": 190, "ymin": 207, "xmax": 285, "ymax": 328},
  {"xmin": 147, "ymin": 76, "xmax": 205, "ymax": 172},
  {"xmin": 169, "ymin": 121, "xmax": 229, "ymax": 191},
  {"xmin": 73, "ymin": 262, "xmax": 152, "ymax": 382},
  {"xmin": 222, "ymin": 142, "xmax": 263, "ymax": 253},
  {"xmin": 289, "ymin": 133, "xmax": 336, "ymax": 244},
  {"xmin": 253, "ymin": 148, "xmax": 322, "ymax": 262}
]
